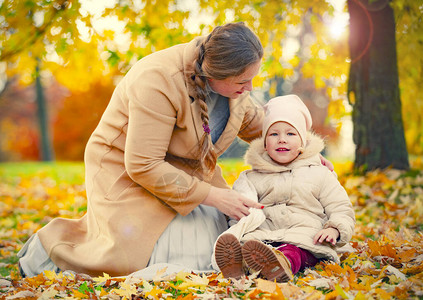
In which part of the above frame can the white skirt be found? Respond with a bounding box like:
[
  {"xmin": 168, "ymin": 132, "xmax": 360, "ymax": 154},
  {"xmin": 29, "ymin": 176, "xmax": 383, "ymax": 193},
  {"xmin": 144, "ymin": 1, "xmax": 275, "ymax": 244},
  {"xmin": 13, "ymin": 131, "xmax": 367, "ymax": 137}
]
[
  {"xmin": 147, "ymin": 204, "xmax": 228, "ymax": 272},
  {"xmin": 17, "ymin": 234, "xmax": 60, "ymax": 277},
  {"xmin": 18, "ymin": 205, "xmax": 228, "ymax": 278}
]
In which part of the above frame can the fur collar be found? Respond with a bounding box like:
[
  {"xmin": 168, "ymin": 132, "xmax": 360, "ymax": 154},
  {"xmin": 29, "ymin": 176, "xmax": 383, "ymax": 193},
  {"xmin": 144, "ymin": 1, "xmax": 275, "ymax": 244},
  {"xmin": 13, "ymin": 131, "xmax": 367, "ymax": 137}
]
[{"xmin": 244, "ymin": 132, "xmax": 325, "ymax": 173}]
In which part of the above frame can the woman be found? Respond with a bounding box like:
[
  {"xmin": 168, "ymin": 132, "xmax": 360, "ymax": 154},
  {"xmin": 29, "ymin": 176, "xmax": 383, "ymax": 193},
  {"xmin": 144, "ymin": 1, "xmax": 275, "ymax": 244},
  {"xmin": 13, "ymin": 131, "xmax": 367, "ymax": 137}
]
[{"xmin": 18, "ymin": 22, "xmax": 332, "ymax": 277}]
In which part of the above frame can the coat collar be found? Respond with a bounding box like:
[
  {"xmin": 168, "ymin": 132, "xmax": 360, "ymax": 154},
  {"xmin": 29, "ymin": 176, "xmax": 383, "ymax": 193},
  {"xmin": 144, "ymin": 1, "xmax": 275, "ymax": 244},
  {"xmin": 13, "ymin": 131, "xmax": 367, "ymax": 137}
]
[{"xmin": 245, "ymin": 132, "xmax": 325, "ymax": 173}]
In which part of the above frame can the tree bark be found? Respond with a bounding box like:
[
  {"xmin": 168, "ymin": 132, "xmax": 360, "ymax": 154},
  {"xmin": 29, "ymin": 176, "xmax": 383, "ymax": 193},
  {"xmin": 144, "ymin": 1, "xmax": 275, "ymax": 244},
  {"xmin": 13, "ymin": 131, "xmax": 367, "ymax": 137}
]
[
  {"xmin": 35, "ymin": 61, "xmax": 54, "ymax": 161},
  {"xmin": 347, "ymin": 0, "xmax": 409, "ymax": 171}
]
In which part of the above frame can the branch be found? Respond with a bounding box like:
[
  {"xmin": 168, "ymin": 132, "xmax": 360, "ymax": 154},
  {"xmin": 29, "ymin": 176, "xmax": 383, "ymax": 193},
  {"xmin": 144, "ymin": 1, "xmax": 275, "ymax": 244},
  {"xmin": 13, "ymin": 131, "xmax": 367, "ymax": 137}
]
[{"xmin": 0, "ymin": 1, "xmax": 68, "ymax": 62}]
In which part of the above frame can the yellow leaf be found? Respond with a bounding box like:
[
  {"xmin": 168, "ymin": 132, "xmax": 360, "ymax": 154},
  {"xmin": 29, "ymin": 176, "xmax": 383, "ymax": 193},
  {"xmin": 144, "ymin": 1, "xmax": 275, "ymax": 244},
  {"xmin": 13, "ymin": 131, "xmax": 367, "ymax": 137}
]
[
  {"xmin": 113, "ymin": 282, "xmax": 137, "ymax": 298},
  {"xmin": 334, "ymin": 284, "xmax": 349, "ymax": 299},
  {"xmin": 39, "ymin": 286, "xmax": 58, "ymax": 300},
  {"xmin": 348, "ymin": 91, "xmax": 356, "ymax": 105},
  {"xmin": 142, "ymin": 280, "xmax": 154, "ymax": 292},
  {"xmin": 43, "ymin": 270, "xmax": 58, "ymax": 284},
  {"xmin": 152, "ymin": 266, "xmax": 168, "ymax": 281},
  {"xmin": 175, "ymin": 271, "xmax": 192, "ymax": 281},
  {"xmin": 302, "ymin": 63, "xmax": 314, "ymax": 78},
  {"xmin": 103, "ymin": 29, "xmax": 115, "ymax": 39},
  {"xmin": 289, "ymin": 56, "xmax": 300, "ymax": 68},
  {"xmin": 43, "ymin": 270, "xmax": 56, "ymax": 280},
  {"xmin": 93, "ymin": 272, "xmax": 112, "ymax": 284},
  {"xmin": 374, "ymin": 288, "xmax": 393, "ymax": 300},
  {"xmin": 254, "ymin": 278, "xmax": 303, "ymax": 298},
  {"xmin": 354, "ymin": 292, "xmax": 367, "ymax": 300},
  {"xmin": 99, "ymin": 287, "xmax": 108, "ymax": 297},
  {"xmin": 173, "ymin": 274, "xmax": 209, "ymax": 290},
  {"xmin": 272, "ymin": 283, "xmax": 286, "ymax": 299},
  {"xmin": 282, "ymin": 68, "xmax": 294, "ymax": 78},
  {"xmin": 314, "ymin": 76, "xmax": 326, "ymax": 89},
  {"xmin": 144, "ymin": 286, "xmax": 163, "ymax": 299}
]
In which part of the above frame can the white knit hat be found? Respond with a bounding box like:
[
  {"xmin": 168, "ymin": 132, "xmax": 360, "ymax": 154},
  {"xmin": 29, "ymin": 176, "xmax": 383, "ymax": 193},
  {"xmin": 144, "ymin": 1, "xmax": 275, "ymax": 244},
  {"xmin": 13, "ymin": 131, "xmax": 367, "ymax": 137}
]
[{"xmin": 263, "ymin": 95, "xmax": 312, "ymax": 146}]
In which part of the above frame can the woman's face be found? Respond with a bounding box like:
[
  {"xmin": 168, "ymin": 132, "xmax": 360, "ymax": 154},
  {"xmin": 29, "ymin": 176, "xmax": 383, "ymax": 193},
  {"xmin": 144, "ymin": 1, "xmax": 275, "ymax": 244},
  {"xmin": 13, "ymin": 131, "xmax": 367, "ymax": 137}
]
[{"xmin": 207, "ymin": 61, "xmax": 261, "ymax": 99}]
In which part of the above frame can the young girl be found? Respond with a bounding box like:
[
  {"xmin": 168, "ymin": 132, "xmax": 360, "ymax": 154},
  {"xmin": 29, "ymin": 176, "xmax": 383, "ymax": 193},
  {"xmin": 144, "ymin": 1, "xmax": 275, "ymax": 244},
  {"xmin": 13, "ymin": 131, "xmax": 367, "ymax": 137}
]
[{"xmin": 213, "ymin": 94, "xmax": 355, "ymax": 282}]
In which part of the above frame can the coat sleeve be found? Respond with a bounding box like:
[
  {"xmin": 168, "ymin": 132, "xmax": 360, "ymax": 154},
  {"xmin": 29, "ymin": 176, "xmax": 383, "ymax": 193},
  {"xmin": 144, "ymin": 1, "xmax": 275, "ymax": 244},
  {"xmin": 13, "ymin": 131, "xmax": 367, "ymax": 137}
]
[
  {"xmin": 318, "ymin": 169, "xmax": 356, "ymax": 246},
  {"xmin": 232, "ymin": 171, "xmax": 259, "ymax": 202},
  {"xmin": 124, "ymin": 66, "xmax": 210, "ymax": 216},
  {"xmin": 228, "ymin": 171, "xmax": 260, "ymax": 227},
  {"xmin": 221, "ymin": 171, "xmax": 266, "ymax": 239},
  {"xmin": 237, "ymin": 96, "xmax": 264, "ymax": 143}
]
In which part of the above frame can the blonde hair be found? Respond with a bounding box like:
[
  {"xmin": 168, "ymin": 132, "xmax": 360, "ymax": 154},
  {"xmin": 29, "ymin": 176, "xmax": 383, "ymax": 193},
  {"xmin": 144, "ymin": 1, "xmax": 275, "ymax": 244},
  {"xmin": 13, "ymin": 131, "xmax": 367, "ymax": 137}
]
[{"xmin": 191, "ymin": 22, "xmax": 263, "ymax": 176}]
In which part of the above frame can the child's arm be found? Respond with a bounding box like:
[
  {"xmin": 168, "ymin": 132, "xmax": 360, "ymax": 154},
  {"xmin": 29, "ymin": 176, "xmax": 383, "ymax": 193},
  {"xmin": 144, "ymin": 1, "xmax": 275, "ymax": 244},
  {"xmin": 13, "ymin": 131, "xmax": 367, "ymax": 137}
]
[
  {"xmin": 229, "ymin": 171, "xmax": 261, "ymax": 227},
  {"xmin": 318, "ymin": 169, "xmax": 356, "ymax": 246},
  {"xmin": 232, "ymin": 171, "xmax": 259, "ymax": 202},
  {"xmin": 216, "ymin": 171, "xmax": 265, "ymax": 243}
]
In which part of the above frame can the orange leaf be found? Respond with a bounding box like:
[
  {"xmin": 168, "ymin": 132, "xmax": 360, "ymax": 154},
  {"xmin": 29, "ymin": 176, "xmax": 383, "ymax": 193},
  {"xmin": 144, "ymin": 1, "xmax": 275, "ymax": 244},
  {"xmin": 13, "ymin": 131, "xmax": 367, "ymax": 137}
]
[
  {"xmin": 247, "ymin": 288, "xmax": 266, "ymax": 299},
  {"xmin": 397, "ymin": 248, "xmax": 417, "ymax": 263},
  {"xmin": 71, "ymin": 289, "xmax": 89, "ymax": 298},
  {"xmin": 367, "ymin": 240, "xmax": 399, "ymax": 260},
  {"xmin": 375, "ymin": 288, "xmax": 394, "ymax": 299},
  {"xmin": 324, "ymin": 263, "xmax": 346, "ymax": 276},
  {"xmin": 270, "ymin": 284, "xmax": 286, "ymax": 300}
]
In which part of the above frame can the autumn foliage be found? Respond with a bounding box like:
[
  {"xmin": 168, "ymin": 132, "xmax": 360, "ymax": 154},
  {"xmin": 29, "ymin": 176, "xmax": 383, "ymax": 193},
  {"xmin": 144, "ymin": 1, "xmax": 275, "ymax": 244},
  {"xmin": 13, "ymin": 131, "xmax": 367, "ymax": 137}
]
[
  {"xmin": 1, "ymin": 0, "xmax": 422, "ymax": 163},
  {"xmin": 53, "ymin": 79, "xmax": 114, "ymax": 161},
  {"xmin": 0, "ymin": 160, "xmax": 422, "ymax": 299},
  {"xmin": 0, "ymin": 77, "xmax": 113, "ymax": 161}
]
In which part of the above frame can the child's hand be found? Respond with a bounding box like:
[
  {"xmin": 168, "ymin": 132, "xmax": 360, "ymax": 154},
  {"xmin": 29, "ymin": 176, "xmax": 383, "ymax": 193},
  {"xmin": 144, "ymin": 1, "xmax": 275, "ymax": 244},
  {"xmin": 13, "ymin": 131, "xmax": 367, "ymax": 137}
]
[{"xmin": 313, "ymin": 227, "xmax": 340, "ymax": 245}]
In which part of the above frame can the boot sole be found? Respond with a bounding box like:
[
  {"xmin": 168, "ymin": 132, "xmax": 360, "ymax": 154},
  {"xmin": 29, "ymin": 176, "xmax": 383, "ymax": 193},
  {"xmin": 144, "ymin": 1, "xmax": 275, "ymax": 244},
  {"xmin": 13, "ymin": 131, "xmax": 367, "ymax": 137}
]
[
  {"xmin": 242, "ymin": 240, "xmax": 291, "ymax": 282},
  {"xmin": 215, "ymin": 233, "xmax": 244, "ymax": 279}
]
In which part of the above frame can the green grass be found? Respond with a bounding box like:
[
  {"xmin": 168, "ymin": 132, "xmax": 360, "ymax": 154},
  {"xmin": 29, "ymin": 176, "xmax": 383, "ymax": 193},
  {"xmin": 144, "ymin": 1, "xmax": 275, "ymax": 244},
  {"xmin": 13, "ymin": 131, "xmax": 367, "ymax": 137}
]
[
  {"xmin": 0, "ymin": 161, "xmax": 86, "ymax": 278},
  {"xmin": 0, "ymin": 161, "xmax": 85, "ymax": 184},
  {"xmin": 0, "ymin": 159, "xmax": 244, "ymax": 185},
  {"xmin": 0, "ymin": 256, "xmax": 18, "ymax": 277}
]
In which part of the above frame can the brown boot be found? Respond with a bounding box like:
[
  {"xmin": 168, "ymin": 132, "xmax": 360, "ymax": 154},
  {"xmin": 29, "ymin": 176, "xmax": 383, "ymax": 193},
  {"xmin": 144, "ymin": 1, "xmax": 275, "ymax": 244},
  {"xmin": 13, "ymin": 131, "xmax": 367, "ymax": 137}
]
[
  {"xmin": 242, "ymin": 240, "xmax": 293, "ymax": 282},
  {"xmin": 215, "ymin": 233, "xmax": 244, "ymax": 279}
]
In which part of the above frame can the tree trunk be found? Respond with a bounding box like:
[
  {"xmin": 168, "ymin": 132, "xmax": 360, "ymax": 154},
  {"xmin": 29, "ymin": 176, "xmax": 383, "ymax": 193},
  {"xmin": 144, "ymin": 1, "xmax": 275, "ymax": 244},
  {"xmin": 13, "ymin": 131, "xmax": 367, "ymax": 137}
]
[
  {"xmin": 347, "ymin": 0, "xmax": 409, "ymax": 171},
  {"xmin": 35, "ymin": 61, "xmax": 54, "ymax": 161}
]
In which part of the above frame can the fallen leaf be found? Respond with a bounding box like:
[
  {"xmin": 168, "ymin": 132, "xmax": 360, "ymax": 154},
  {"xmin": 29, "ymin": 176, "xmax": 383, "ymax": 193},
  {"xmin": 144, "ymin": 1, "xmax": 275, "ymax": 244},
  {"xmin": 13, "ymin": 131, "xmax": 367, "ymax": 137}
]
[{"xmin": 5, "ymin": 290, "xmax": 36, "ymax": 299}]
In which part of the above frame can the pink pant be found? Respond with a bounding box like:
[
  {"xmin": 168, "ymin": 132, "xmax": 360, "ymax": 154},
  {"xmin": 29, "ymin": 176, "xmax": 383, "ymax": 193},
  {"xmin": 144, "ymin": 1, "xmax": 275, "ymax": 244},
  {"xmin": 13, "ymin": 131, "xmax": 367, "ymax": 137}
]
[{"xmin": 275, "ymin": 244, "xmax": 319, "ymax": 274}]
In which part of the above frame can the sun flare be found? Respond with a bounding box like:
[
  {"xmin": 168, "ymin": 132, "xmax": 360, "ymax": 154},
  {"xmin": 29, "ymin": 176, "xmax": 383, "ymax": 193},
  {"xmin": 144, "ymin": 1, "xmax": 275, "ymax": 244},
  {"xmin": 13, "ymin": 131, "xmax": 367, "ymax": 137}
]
[{"xmin": 329, "ymin": 15, "xmax": 349, "ymax": 39}]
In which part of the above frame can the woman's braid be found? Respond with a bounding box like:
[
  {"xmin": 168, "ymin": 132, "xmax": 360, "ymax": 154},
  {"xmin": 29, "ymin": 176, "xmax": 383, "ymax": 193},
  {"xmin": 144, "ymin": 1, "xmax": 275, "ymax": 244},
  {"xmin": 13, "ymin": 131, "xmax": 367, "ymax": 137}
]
[{"xmin": 193, "ymin": 33, "xmax": 217, "ymax": 176}]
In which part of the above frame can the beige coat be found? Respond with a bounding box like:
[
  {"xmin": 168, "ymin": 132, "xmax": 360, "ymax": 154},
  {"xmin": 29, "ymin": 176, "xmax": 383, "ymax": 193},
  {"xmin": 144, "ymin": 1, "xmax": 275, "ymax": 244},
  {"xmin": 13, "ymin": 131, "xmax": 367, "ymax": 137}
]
[
  {"xmin": 229, "ymin": 133, "xmax": 355, "ymax": 263},
  {"xmin": 37, "ymin": 37, "xmax": 263, "ymax": 276}
]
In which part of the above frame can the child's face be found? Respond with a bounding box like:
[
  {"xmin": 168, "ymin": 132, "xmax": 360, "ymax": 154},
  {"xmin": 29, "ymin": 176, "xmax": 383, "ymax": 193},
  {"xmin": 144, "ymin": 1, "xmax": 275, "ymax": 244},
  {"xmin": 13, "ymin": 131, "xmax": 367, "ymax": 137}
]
[{"xmin": 265, "ymin": 121, "xmax": 302, "ymax": 165}]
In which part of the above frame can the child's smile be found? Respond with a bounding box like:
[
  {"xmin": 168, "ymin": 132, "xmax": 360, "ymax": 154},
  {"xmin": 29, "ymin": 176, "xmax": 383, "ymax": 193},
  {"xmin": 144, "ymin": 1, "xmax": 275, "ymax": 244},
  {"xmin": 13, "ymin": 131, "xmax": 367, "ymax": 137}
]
[{"xmin": 265, "ymin": 121, "xmax": 302, "ymax": 165}]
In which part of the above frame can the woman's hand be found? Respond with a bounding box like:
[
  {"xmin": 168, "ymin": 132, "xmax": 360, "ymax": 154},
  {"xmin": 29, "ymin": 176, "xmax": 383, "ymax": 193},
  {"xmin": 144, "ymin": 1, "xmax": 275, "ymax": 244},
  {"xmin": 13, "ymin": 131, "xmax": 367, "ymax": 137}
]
[
  {"xmin": 313, "ymin": 227, "xmax": 340, "ymax": 245},
  {"xmin": 319, "ymin": 154, "xmax": 334, "ymax": 171},
  {"xmin": 202, "ymin": 187, "xmax": 263, "ymax": 220}
]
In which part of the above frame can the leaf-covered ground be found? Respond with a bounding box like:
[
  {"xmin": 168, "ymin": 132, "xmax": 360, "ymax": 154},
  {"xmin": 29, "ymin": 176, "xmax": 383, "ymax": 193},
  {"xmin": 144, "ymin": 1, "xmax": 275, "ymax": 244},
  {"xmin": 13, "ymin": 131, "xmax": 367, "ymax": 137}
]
[{"xmin": 0, "ymin": 159, "xmax": 422, "ymax": 299}]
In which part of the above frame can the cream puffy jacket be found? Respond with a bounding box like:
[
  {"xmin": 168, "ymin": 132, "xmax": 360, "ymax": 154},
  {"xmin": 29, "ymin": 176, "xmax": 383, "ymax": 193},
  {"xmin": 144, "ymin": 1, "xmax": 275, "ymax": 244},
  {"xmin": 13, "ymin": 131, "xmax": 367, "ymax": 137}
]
[{"xmin": 225, "ymin": 133, "xmax": 355, "ymax": 263}]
